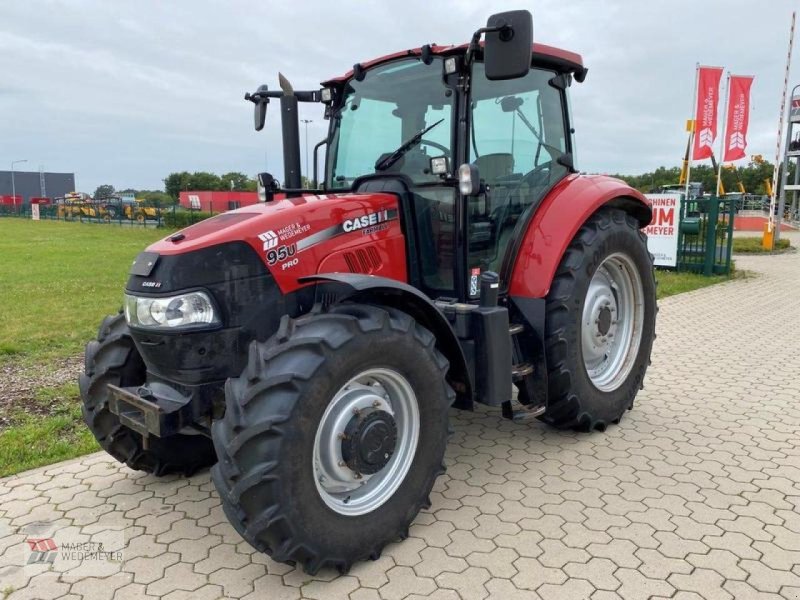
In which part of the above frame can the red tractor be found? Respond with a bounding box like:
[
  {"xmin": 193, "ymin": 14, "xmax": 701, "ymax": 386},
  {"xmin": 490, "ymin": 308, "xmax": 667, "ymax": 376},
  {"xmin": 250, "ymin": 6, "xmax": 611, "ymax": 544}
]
[{"xmin": 80, "ymin": 10, "xmax": 656, "ymax": 574}]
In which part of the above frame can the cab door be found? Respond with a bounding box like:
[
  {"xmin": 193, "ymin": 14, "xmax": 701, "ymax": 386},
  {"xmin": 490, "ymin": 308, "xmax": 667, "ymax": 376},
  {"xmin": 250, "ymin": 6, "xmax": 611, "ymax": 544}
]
[{"xmin": 466, "ymin": 63, "xmax": 572, "ymax": 296}]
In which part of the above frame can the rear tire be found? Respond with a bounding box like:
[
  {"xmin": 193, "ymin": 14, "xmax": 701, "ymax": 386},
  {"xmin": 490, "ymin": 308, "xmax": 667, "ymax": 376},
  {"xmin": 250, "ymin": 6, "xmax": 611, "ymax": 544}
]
[
  {"xmin": 211, "ymin": 304, "xmax": 454, "ymax": 574},
  {"xmin": 79, "ymin": 313, "xmax": 216, "ymax": 475},
  {"xmin": 541, "ymin": 208, "xmax": 656, "ymax": 431}
]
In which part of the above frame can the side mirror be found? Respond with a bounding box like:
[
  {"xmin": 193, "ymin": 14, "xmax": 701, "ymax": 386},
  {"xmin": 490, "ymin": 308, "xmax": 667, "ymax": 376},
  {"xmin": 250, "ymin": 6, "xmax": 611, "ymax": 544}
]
[
  {"xmin": 246, "ymin": 85, "xmax": 270, "ymax": 131},
  {"xmin": 257, "ymin": 172, "xmax": 278, "ymax": 202},
  {"xmin": 484, "ymin": 10, "xmax": 533, "ymax": 81}
]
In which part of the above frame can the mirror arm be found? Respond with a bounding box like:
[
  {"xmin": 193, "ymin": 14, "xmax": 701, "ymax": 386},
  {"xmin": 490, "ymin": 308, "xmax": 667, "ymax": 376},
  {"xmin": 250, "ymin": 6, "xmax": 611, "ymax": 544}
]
[{"xmin": 464, "ymin": 24, "xmax": 508, "ymax": 66}]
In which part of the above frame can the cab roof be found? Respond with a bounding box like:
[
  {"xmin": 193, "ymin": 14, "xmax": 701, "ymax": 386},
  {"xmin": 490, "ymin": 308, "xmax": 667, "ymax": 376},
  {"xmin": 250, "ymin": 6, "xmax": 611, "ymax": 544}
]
[{"xmin": 322, "ymin": 42, "xmax": 585, "ymax": 86}]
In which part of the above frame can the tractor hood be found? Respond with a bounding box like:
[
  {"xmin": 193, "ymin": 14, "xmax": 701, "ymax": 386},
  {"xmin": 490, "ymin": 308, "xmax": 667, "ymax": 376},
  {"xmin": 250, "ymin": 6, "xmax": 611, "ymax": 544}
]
[{"xmin": 145, "ymin": 192, "xmax": 407, "ymax": 293}]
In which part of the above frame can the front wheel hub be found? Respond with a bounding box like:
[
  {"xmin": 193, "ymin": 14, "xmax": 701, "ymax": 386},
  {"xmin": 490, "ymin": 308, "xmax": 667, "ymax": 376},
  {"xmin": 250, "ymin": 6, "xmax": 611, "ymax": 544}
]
[
  {"xmin": 342, "ymin": 410, "xmax": 397, "ymax": 474},
  {"xmin": 313, "ymin": 368, "xmax": 420, "ymax": 516}
]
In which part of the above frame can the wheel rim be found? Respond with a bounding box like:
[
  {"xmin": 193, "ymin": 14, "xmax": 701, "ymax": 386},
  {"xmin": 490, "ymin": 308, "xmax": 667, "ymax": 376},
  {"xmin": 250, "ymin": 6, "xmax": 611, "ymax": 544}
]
[
  {"xmin": 313, "ymin": 368, "xmax": 419, "ymax": 516},
  {"xmin": 581, "ymin": 252, "xmax": 645, "ymax": 392}
]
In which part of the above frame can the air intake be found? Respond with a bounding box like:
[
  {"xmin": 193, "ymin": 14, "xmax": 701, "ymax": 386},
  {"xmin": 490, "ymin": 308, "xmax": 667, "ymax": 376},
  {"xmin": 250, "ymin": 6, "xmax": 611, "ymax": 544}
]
[{"xmin": 343, "ymin": 246, "xmax": 382, "ymax": 274}]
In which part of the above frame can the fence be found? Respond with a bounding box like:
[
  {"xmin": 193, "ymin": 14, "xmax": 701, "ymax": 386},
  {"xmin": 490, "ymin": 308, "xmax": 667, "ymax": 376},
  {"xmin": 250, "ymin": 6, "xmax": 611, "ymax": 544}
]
[
  {"xmin": 677, "ymin": 196, "xmax": 735, "ymax": 275},
  {"xmin": 0, "ymin": 200, "xmax": 218, "ymax": 229}
]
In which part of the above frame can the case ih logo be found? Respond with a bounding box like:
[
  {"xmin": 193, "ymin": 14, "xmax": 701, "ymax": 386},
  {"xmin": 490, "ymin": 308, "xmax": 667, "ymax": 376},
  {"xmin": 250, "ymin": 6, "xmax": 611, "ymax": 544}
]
[
  {"xmin": 26, "ymin": 538, "xmax": 58, "ymax": 565},
  {"xmin": 258, "ymin": 230, "xmax": 279, "ymax": 251},
  {"xmin": 343, "ymin": 209, "xmax": 391, "ymax": 233}
]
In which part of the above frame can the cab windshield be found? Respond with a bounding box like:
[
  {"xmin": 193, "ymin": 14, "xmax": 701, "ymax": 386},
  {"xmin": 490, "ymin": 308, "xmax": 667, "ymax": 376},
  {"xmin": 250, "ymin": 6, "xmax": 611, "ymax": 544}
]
[{"xmin": 326, "ymin": 58, "xmax": 454, "ymax": 189}]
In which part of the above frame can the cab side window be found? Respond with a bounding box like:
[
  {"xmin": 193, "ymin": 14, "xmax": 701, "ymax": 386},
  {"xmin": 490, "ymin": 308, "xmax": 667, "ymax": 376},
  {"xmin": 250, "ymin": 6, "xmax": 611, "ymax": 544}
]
[{"xmin": 467, "ymin": 64, "xmax": 569, "ymax": 276}]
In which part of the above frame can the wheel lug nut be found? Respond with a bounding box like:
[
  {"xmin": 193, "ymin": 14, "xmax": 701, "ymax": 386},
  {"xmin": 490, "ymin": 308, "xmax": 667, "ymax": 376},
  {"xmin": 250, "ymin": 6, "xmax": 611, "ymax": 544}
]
[
  {"xmin": 338, "ymin": 460, "xmax": 346, "ymax": 467},
  {"xmin": 352, "ymin": 407, "xmax": 360, "ymax": 415},
  {"xmin": 337, "ymin": 432, "xmax": 347, "ymax": 440},
  {"xmin": 372, "ymin": 400, "xmax": 380, "ymax": 408},
  {"xmin": 354, "ymin": 472, "xmax": 362, "ymax": 480}
]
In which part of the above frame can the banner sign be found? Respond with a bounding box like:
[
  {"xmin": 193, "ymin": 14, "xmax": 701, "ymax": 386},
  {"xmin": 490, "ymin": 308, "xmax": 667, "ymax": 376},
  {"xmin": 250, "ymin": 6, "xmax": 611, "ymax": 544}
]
[
  {"xmin": 791, "ymin": 94, "xmax": 800, "ymax": 123},
  {"xmin": 644, "ymin": 194, "xmax": 681, "ymax": 267},
  {"xmin": 723, "ymin": 75, "xmax": 754, "ymax": 161},
  {"xmin": 692, "ymin": 66, "xmax": 724, "ymax": 160}
]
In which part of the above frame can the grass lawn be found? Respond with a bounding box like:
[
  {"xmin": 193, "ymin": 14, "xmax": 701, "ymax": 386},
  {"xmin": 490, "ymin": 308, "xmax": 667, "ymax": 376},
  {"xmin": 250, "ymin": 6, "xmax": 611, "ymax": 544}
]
[
  {"xmin": 0, "ymin": 383, "xmax": 98, "ymax": 478},
  {"xmin": 0, "ymin": 219, "xmax": 167, "ymax": 363},
  {"xmin": 655, "ymin": 268, "xmax": 743, "ymax": 299},
  {"xmin": 732, "ymin": 236, "xmax": 792, "ymax": 253},
  {"xmin": 0, "ymin": 220, "xmax": 165, "ymax": 477}
]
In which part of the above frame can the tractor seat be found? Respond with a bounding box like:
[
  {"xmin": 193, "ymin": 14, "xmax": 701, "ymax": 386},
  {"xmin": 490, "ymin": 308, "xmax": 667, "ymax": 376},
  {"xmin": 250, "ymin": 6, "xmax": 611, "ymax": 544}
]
[{"xmin": 475, "ymin": 153, "xmax": 514, "ymax": 185}]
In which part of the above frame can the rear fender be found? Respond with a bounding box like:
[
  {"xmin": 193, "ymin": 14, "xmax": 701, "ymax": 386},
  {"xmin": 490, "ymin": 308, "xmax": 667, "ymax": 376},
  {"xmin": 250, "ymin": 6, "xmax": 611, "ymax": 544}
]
[
  {"xmin": 300, "ymin": 273, "xmax": 473, "ymax": 408},
  {"xmin": 508, "ymin": 175, "xmax": 651, "ymax": 298}
]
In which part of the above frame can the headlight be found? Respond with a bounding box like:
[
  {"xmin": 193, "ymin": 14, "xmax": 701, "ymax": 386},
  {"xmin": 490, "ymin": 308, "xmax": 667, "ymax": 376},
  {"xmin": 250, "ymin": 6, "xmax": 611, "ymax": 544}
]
[{"xmin": 124, "ymin": 291, "xmax": 220, "ymax": 330}]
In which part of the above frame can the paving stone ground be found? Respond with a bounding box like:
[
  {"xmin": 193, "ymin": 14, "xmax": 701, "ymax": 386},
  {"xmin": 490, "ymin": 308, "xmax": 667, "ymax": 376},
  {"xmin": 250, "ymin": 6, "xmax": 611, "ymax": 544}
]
[{"xmin": 2, "ymin": 236, "xmax": 799, "ymax": 600}]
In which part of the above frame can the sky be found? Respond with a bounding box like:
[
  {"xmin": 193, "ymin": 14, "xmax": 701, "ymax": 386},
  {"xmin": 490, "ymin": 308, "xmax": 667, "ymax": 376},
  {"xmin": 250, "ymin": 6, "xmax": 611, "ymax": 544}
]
[{"xmin": 1, "ymin": 0, "xmax": 798, "ymax": 192}]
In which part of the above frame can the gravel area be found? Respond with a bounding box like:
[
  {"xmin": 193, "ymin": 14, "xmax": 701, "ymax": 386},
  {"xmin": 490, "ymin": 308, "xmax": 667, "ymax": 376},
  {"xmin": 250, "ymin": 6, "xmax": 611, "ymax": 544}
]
[{"xmin": 0, "ymin": 356, "xmax": 83, "ymax": 427}]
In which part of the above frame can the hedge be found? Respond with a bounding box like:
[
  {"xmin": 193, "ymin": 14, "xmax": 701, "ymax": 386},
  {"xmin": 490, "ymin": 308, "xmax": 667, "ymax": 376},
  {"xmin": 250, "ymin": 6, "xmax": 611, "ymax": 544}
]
[{"xmin": 162, "ymin": 210, "xmax": 214, "ymax": 228}]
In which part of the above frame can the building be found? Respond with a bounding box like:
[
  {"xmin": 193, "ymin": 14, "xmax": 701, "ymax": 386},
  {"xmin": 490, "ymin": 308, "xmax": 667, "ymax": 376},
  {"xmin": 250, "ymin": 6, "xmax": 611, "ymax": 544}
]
[
  {"xmin": 0, "ymin": 170, "xmax": 75, "ymax": 205},
  {"xmin": 178, "ymin": 190, "xmax": 259, "ymax": 213}
]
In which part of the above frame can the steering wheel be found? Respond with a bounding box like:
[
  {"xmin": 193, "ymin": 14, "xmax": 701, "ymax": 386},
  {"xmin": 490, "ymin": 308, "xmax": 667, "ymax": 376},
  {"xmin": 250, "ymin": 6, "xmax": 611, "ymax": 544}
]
[
  {"xmin": 522, "ymin": 161, "xmax": 552, "ymax": 187},
  {"xmin": 507, "ymin": 160, "xmax": 552, "ymax": 199},
  {"xmin": 420, "ymin": 139, "xmax": 450, "ymax": 157}
]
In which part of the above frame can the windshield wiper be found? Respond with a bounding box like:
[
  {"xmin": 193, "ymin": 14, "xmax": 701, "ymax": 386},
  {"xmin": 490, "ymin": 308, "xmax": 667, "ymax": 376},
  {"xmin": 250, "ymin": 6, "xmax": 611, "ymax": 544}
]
[{"xmin": 374, "ymin": 119, "xmax": 445, "ymax": 171}]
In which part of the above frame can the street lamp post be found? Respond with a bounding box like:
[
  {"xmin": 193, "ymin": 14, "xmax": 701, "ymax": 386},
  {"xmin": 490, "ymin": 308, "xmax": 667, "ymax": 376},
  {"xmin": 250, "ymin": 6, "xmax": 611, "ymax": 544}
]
[
  {"xmin": 11, "ymin": 159, "xmax": 28, "ymax": 208},
  {"xmin": 301, "ymin": 119, "xmax": 312, "ymax": 186}
]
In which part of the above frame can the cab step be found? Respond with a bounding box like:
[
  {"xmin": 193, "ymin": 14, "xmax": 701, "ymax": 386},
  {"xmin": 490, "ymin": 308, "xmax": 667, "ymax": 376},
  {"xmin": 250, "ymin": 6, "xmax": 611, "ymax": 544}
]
[
  {"xmin": 509, "ymin": 323, "xmax": 525, "ymax": 336},
  {"xmin": 502, "ymin": 397, "xmax": 546, "ymax": 422},
  {"xmin": 511, "ymin": 362, "xmax": 534, "ymax": 381}
]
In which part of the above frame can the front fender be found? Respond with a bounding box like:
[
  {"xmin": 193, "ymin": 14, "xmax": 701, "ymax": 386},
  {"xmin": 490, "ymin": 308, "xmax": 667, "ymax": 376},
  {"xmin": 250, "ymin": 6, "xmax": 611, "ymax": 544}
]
[
  {"xmin": 300, "ymin": 273, "xmax": 473, "ymax": 407},
  {"xmin": 508, "ymin": 174, "xmax": 651, "ymax": 298}
]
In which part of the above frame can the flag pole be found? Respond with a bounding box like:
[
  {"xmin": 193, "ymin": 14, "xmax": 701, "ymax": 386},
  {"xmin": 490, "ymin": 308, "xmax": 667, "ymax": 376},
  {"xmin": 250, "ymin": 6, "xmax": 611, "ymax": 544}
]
[
  {"xmin": 716, "ymin": 72, "xmax": 731, "ymax": 197},
  {"xmin": 685, "ymin": 63, "xmax": 700, "ymax": 200},
  {"xmin": 773, "ymin": 11, "xmax": 796, "ymax": 244}
]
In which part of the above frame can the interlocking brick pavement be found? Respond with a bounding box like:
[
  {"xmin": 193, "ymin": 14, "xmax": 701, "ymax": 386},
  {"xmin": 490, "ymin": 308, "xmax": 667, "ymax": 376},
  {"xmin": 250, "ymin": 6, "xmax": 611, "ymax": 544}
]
[{"xmin": 2, "ymin": 239, "xmax": 799, "ymax": 599}]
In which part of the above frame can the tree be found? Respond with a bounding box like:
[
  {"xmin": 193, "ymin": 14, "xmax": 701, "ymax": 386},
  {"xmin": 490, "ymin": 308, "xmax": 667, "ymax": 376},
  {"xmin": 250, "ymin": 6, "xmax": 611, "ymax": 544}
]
[
  {"xmin": 138, "ymin": 191, "xmax": 172, "ymax": 206},
  {"xmin": 93, "ymin": 184, "xmax": 115, "ymax": 200},
  {"xmin": 220, "ymin": 172, "xmax": 252, "ymax": 191},
  {"xmin": 189, "ymin": 171, "xmax": 223, "ymax": 191},
  {"xmin": 164, "ymin": 172, "xmax": 192, "ymax": 199}
]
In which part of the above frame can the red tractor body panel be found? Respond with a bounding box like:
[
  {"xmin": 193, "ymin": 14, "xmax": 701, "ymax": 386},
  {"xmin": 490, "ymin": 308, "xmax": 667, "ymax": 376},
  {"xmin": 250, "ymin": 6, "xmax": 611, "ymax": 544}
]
[
  {"xmin": 509, "ymin": 175, "xmax": 649, "ymax": 298},
  {"xmin": 147, "ymin": 192, "xmax": 407, "ymax": 293}
]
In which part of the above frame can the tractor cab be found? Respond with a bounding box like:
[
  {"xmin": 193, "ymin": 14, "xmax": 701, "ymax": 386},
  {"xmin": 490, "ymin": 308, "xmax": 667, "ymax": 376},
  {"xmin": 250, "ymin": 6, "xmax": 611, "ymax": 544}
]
[{"xmin": 250, "ymin": 10, "xmax": 587, "ymax": 302}]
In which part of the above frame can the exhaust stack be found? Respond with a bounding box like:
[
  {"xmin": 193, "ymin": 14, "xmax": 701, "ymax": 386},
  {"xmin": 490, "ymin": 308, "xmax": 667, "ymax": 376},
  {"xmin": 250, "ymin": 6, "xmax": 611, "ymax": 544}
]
[{"xmin": 278, "ymin": 73, "xmax": 302, "ymax": 189}]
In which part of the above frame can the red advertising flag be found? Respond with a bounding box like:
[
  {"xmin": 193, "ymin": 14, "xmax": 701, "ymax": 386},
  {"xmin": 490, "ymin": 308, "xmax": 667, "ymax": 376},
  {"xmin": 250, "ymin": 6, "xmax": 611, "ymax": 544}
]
[
  {"xmin": 723, "ymin": 75, "xmax": 754, "ymax": 161},
  {"xmin": 692, "ymin": 66, "xmax": 724, "ymax": 160}
]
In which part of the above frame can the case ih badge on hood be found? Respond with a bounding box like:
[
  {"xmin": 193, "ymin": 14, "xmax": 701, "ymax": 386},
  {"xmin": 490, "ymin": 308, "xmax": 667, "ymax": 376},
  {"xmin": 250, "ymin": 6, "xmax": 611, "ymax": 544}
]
[
  {"xmin": 258, "ymin": 209, "xmax": 398, "ymax": 267},
  {"xmin": 79, "ymin": 9, "xmax": 656, "ymax": 577}
]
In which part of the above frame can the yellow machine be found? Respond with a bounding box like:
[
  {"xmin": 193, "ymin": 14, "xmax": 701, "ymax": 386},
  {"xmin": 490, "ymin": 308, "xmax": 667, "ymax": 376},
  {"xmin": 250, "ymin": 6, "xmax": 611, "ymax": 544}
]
[
  {"xmin": 123, "ymin": 199, "xmax": 161, "ymax": 223},
  {"xmin": 103, "ymin": 195, "xmax": 161, "ymax": 222},
  {"xmin": 57, "ymin": 192, "xmax": 99, "ymax": 219}
]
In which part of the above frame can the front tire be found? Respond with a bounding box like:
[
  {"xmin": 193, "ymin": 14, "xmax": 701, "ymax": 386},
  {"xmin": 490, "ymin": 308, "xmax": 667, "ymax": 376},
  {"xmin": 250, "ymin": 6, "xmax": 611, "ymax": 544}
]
[
  {"xmin": 542, "ymin": 208, "xmax": 656, "ymax": 431},
  {"xmin": 79, "ymin": 313, "xmax": 217, "ymax": 475},
  {"xmin": 211, "ymin": 304, "xmax": 454, "ymax": 574}
]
